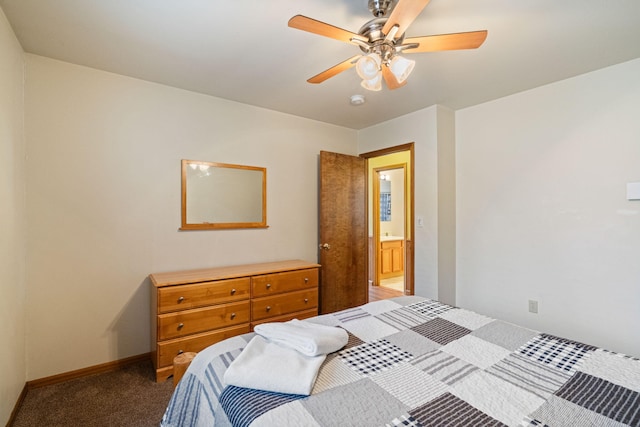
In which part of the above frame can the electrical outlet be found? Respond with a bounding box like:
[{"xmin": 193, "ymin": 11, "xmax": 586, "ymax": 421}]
[{"xmin": 528, "ymin": 300, "xmax": 538, "ymax": 314}]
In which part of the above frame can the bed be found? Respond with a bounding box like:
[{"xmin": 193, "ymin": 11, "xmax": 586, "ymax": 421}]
[{"xmin": 161, "ymin": 296, "xmax": 640, "ymax": 427}]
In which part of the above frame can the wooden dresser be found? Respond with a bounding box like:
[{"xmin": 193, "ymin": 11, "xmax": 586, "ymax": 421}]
[{"xmin": 150, "ymin": 260, "xmax": 320, "ymax": 382}]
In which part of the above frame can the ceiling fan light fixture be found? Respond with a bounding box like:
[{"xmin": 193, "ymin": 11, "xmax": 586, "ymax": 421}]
[
  {"xmin": 361, "ymin": 73, "xmax": 382, "ymax": 91},
  {"xmin": 389, "ymin": 55, "xmax": 415, "ymax": 84},
  {"xmin": 356, "ymin": 53, "xmax": 382, "ymax": 80}
]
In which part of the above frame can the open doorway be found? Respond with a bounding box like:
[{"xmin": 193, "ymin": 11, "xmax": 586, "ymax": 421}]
[
  {"xmin": 361, "ymin": 143, "xmax": 414, "ymax": 300},
  {"xmin": 375, "ymin": 166, "xmax": 406, "ymax": 292}
]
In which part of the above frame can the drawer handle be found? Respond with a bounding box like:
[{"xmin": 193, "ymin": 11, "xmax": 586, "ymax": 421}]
[
  {"xmin": 230, "ymin": 288, "xmax": 236, "ymax": 295},
  {"xmin": 177, "ymin": 296, "xmax": 184, "ymax": 303},
  {"xmin": 177, "ymin": 350, "xmax": 184, "ymax": 355},
  {"xmin": 177, "ymin": 323, "xmax": 184, "ymax": 330},
  {"xmin": 304, "ymin": 298, "xmax": 309, "ymax": 303},
  {"xmin": 266, "ymin": 283, "xmax": 271, "ymax": 289},
  {"xmin": 266, "ymin": 306, "xmax": 271, "ymax": 312},
  {"xmin": 230, "ymin": 313, "xmax": 236, "ymax": 319},
  {"xmin": 304, "ymin": 278, "xmax": 309, "ymax": 283}
]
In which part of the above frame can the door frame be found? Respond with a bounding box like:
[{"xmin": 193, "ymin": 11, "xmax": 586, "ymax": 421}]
[
  {"xmin": 360, "ymin": 143, "xmax": 415, "ymax": 296},
  {"xmin": 373, "ymin": 164, "xmax": 407, "ymax": 287}
]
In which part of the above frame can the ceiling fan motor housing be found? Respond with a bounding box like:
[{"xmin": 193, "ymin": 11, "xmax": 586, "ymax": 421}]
[
  {"xmin": 368, "ymin": 0, "xmax": 394, "ymax": 17},
  {"xmin": 357, "ymin": 17, "xmax": 405, "ymax": 62}
]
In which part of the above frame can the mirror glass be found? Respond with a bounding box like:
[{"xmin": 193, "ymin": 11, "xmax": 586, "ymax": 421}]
[
  {"xmin": 380, "ymin": 175, "xmax": 391, "ymax": 222},
  {"xmin": 181, "ymin": 160, "xmax": 267, "ymax": 230}
]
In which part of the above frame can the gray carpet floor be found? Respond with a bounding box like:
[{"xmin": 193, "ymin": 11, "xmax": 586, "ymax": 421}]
[{"xmin": 12, "ymin": 360, "xmax": 174, "ymax": 427}]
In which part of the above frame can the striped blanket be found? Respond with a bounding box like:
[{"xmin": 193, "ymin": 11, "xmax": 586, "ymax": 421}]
[{"xmin": 161, "ymin": 296, "xmax": 640, "ymax": 427}]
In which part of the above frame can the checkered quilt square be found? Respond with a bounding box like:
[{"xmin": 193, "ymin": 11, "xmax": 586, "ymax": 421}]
[
  {"xmin": 439, "ymin": 308, "xmax": 494, "ymax": 331},
  {"xmin": 340, "ymin": 339, "xmax": 413, "ymax": 376},
  {"xmin": 406, "ymin": 299, "xmax": 455, "ymax": 318},
  {"xmin": 219, "ymin": 385, "xmax": 304, "ymax": 427},
  {"xmin": 518, "ymin": 333, "xmax": 597, "ymax": 373},
  {"xmin": 409, "ymin": 392, "xmax": 507, "ymax": 427},
  {"xmin": 528, "ymin": 395, "xmax": 630, "ymax": 427},
  {"xmin": 486, "ymin": 353, "xmax": 572, "ymax": 399},
  {"xmin": 385, "ymin": 329, "xmax": 440, "ymax": 357},
  {"xmin": 372, "ymin": 362, "xmax": 448, "ymax": 408},
  {"xmin": 339, "ymin": 315, "xmax": 401, "ymax": 342},
  {"xmin": 451, "ymin": 370, "xmax": 545, "ymax": 425},
  {"xmin": 301, "ymin": 378, "xmax": 408, "ymax": 426},
  {"xmin": 376, "ymin": 306, "xmax": 433, "ymax": 330},
  {"xmin": 312, "ymin": 357, "xmax": 362, "ymax": 394},
  {"xmin": 411, "ymin": 317, "xmax": 471, "ymax": 346},
  {"xmin": 361, "ymin": 298, "xmax": 405, "ymax": 316},
  {"xmin": 471, "ymin": 320, "xmax": 539, "ymax": 351},
  {"xmin": 555, "ymin": 371, "xmax": 640, "ymax": 425},
  {"xmin": 442, "ymin": 335, "xmax": 511, "ymax": 370},
  {"xmin": 578, "ymin": 349, "xmax": 640, "ymax": 391},
  {"xmin": 334, "ymin": 306, "xmax": 371, "ymax": 322},
  {"xmin": 411, "ymin": 350, "xmax": 479, "ymax": 386}
]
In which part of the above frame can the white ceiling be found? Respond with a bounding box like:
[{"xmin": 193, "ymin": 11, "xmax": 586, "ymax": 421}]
[{"xmin": 2, "ymin": 0, "xmax": 640, "ymax": 130}]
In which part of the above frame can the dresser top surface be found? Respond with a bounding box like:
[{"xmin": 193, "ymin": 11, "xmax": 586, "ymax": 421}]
[{"xmin": 150, "ymin": 260, "xmax": 320, "ymax": 287}]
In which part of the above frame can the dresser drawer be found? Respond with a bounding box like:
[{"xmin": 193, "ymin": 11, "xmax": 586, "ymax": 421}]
[
  {"xmin": 157, "ymin": 325, "xmax": 250, "ymax": 367},
  {"xmin": 158, "ymin": 278, "xmax": 250, "ymax": 313},
  {"xmin": 252, "ymin": 288, "xmax": 318, "ymax": 321},
  {"xmin": 252, "ymin": 268, "xmax": 318, "ymax": 297},
  {"xmin": 157, "ymin": 300, "xmax": 250, "ymax": 340}
]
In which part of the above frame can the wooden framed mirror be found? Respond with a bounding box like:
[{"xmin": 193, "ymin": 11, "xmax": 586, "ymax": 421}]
[{"xmin": 180, "ymin": 159, "xmax": 267, "ymax": 230}]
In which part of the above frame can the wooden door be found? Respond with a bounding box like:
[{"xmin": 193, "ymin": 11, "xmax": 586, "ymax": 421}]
[{"xmin": 318, "ymin": 151, "xmax": 367, "ymax": 314}]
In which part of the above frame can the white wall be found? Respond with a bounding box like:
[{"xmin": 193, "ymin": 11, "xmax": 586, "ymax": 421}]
[
  {"xmin": 24, "ymin": 55, "xmax": 357, "ymax": 380},
  {"xmin": 0, "ymin": 7, "xmax": 25, "ymax": 425},
  {"xmin": 436, "ymin": 107, "xmax": 456, "ymax": 305},
  {"xmin": 358, "ymin": 105, "xmax": 457, "ymax": 303},
  {"xmin": 456, "ymin": 58, "xmax": 640, "ymax": 357}
]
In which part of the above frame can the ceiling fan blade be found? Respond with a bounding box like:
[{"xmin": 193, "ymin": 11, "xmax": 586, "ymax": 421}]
[
  {"xmin": 381, "ymin": 65, "xmax": 407, "ymax": 90},
  {"xmin": 307, "ymin": 55, "xmax": 362, "ymax": 84},
  {"xmin": 382, "ymin": 0, "xmax": 431, "ymax": 38},
  {"xmin": 288, "ymin": 15, "xmax": 368, "ymax": 44},
  {"xmin": 403, "ymin": 30, "xmax": 488, "ymax": 53}
]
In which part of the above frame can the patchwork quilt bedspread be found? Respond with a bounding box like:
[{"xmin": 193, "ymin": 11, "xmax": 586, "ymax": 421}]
[{"xmin": 161, "ymin": 296, "xmax": 640, "ymax": 427}]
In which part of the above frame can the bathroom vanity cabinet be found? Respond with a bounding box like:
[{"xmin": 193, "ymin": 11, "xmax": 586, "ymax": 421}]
[{"xmin": 380, "ymin": 238, "xmax": 404, "ymax": 279}]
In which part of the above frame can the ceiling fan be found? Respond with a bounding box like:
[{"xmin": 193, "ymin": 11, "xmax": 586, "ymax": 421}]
[{"xmin": 288, "ymin": 0, "xmax": 487, "ymax": 91}]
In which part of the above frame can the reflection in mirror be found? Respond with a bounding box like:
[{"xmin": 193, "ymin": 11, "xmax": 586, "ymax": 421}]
[
  {"xmin": 380, "ymin": 174, "xmax": 391, "ymax": 222},
  {"xmin": 181, "ymin": 160, "xmax": 267, "ymax": 230}
]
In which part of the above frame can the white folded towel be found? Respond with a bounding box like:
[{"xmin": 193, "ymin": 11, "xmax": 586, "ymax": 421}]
[
  {"xmin": 254, "ymin": 319, "xmax": 348, "ymax": 357},
  {"xmin": 223, "ymin": 335, "xmax": 325, "ymax": 396}
]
